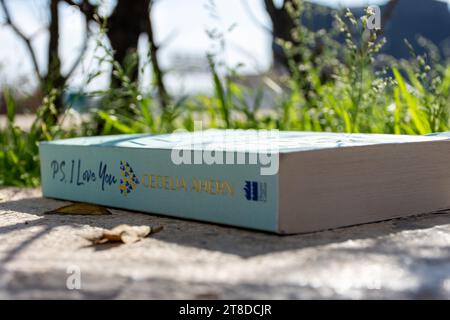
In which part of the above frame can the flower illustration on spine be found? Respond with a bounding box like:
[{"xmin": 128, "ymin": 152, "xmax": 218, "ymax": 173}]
[{"xmin": 119, "ymin": 161, "xmax": 139, "ymax": 196}]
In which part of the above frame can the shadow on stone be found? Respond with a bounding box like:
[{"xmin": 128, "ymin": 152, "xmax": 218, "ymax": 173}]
[
  {"xmin": 81, "ymin": 242, "xmax": 124, "ymax": 252},
  {"xmin": 1, "ymin": 196, "xmax": 449, "ymax": 259}
]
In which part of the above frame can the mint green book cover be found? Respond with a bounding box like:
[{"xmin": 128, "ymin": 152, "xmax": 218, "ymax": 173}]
[{"xmin": 39, "ymin": 130, "xmax": 450, "ymax": 234}]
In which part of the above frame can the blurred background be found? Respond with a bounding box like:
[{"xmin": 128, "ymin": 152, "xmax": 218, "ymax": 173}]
[
  {"xmin": 1, "ymin": 0, "xmax": 450, "ymax": 106},
  {"xmin": 1, "ymin": 0, "xmax": 450, "ymax": 186}
]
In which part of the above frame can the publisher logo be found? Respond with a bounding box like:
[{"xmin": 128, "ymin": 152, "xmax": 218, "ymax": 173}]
[
  {"xmin": 244, "ymin": 181, "xmax": 267, "ymax": 202},
  {"xmin": 119, "ymin": 161, "xmax": 140, "ymax": 196}
]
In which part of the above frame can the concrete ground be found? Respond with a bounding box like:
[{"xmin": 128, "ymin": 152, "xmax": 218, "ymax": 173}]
[{"xmin": 0, "ymin": 187, "xmax": 449, "ymax": 299}]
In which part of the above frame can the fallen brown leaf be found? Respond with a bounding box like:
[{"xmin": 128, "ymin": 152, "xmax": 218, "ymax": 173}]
[
  {"xmin": 85, "ymin": 224, "xmax": 163, "ymax": 245},
  {"xmin": 44, "ymin": 203, "xmax": 112, "ymax": 215}
]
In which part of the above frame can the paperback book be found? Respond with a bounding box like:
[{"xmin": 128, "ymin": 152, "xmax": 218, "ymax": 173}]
[{"xmin": 39, "ymin": 130, "xmax": 450, "ymax": 234}]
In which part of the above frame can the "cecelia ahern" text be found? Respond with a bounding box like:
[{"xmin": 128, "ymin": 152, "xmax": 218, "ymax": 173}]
[{"xmin": 141, "ymin": 174, "xmax": 234, "ymax": 196}]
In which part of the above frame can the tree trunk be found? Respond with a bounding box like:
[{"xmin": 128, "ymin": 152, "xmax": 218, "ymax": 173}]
[
  {"xmin": 42, "ymin": 0, "xmax": 64, "ymax": 124},
  {"xmin": 264, "ymin": 0, "xmax": 299, "ymax": 70},
  {"xmin": 107, "ymin": 0, "xmax": 150, "ymax": 87},
  {"xmin": 147, "ymin": 2, "xmax": 169, "ymax": 111}
]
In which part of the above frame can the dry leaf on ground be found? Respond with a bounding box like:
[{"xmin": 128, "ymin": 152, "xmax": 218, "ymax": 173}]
[
  {"xmin": 85, "ymin": 224, "xmax": 163, "ymax": 245},
  {"xmin": 44, "ymin": 203, "xmax": 112, "ymax": 215}
]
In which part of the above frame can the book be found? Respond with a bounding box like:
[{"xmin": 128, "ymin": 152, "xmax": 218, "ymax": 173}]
[{"xmin": 39, "ymin": 130, "xmax": 450, "ymax": 234}]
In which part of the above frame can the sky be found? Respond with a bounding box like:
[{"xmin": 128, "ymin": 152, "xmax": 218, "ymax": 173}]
[{"xmin": 1, "ymin": 0, "xmax": 450, "ymax": 94}]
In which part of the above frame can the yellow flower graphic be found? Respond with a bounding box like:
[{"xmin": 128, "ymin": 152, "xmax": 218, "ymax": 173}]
[{"xmin": 119, "ymin": 161, "xmax": 139, "ymax": 196}]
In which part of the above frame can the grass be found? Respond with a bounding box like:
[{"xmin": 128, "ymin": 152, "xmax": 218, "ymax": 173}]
[{"xmin": 1, "ymin": 5, "xmax": 449, "ymax": 187}]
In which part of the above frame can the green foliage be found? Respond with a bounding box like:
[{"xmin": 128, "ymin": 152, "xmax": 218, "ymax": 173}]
[
  {"xmin": 0, "ymin": 88, "xmax": 80, "ymax": 186},
  {"xmin": 1, "ymin": 4, "xmax": 449, "ymax": 187}
]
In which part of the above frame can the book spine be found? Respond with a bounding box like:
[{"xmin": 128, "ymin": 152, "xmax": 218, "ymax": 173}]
[{"xmin": 39, "ymin": 143, "xmax": 279, "ymax": 232}]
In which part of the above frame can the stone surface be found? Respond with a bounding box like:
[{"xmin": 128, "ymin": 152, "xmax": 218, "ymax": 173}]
[{"xmin": 0, "ymin": 187, "xmax": 449, "ymax": 299}]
